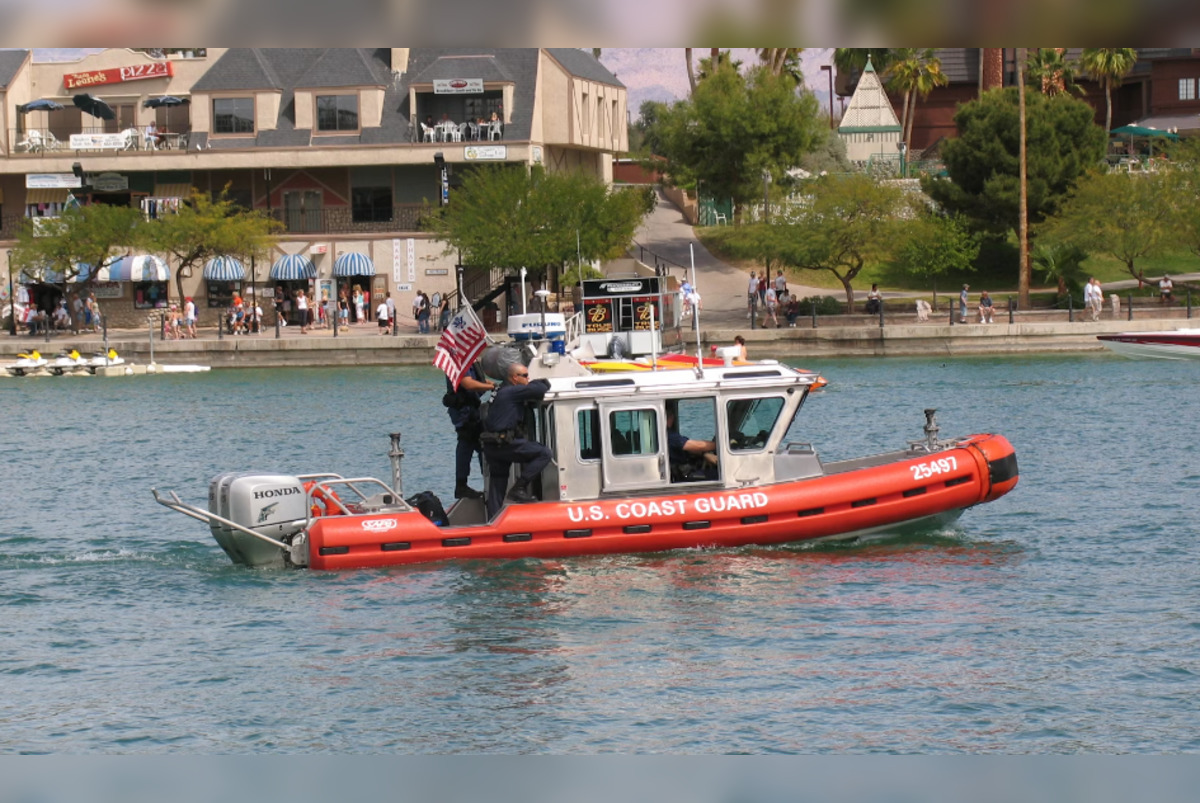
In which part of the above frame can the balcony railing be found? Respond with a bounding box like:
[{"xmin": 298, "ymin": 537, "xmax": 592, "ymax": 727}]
[
  {"xmin": 9, "ymin": 127, "xmax": 194, "ymax": 155},
  {"xmin": 265, "ymin": 205, "xmax": 427, "ymax": 235}
]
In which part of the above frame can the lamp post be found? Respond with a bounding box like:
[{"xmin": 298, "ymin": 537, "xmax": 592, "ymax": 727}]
[{"xmin": 820, "ymin": 65, "xmax": 834, "ymax": 129}]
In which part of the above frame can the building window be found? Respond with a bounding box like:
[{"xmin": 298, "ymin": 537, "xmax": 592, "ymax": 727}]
[
  {"xmin": 1180, "ymin": 78, "xmax": 1197, "ymax": 101},
  {"xmin": 213, "ymin": 98, "xmax": 255, "ymax": 134},
  {"xmin": 316, "ymin": 94, "xmax": 359, "ymax": 132},
  {"xmin": 463, "ymin": 96, "xmax": 503, "ymax": 123},
  {"xmin": 352, "ymin": 186, "xmax": 392, "ymax": 223}
]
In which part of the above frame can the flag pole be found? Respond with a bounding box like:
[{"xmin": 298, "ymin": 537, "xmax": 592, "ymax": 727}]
[{"xmin": 690, "ymin": 243, "xmax": 701, "ymax": 359}]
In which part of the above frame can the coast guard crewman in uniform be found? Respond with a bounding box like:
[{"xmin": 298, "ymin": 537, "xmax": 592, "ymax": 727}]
[{"xmin": 482, "ymin": 362, "xmax": 551, "ymax": 515}]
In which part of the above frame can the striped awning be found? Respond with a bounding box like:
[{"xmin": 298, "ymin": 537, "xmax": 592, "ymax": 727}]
[
  {"xmin": 153, "ymin": 183, "xmax": 193, "ymax": 199},
  {"xmin": 203, "ymin": 256, "xmax": 245, "ymax": 281},
  {"xmin": 270, "ymin": 254, "xmax": 316, "ymax": 281},
  {"xmin": 101, "ymin": 255, "xmax": 170, "ymax": 282},
  {"xmin": 25, "ymin": 188, "xmax": 69, "ymax": 204},
  {"xmin": 36, "ymin": 262, "xmax": 93, "ymax": 283},
  {"xmin": 333, "ymin": 252, "xmax": 375, "ymax": 277}
]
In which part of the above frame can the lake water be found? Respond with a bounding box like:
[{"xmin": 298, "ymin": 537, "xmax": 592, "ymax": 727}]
[{"xmin": 2, "ymin": 353, "xmax": 1199, "ymax": 753}]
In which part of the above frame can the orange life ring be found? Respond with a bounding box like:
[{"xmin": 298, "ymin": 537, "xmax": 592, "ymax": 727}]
[{"xmin": 303, "ymin": 481, "xmax": 342, "ymax": 517}]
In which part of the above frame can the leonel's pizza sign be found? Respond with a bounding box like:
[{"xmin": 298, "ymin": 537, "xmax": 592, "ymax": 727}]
[{"xmin": 63, "ymin": 62, "xmax": 173, "ymax": 90}]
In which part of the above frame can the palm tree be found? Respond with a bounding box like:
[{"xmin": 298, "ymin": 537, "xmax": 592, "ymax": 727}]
[
  {"xmin": 833, "ymin": 48, "xmax": 896, "ymax": 76},
  {"xmin": 1018, "ymin": 48, "xmax": 1030, "ymax": 307},
  {"xmin": 1024, "ymin": 48, "xmax": 1084, "ymax": 96},
  {"xmin": 685, "ymin": 48, "xmax": 697, "ymax": 94},
  {"xmin": 758, "ymin": 48, "xmax": 804, "ymax": 80},
  {"xmin": 1032, "ymin": 242, "xmax": 1088, "ymax": 298},
  {"xmin": 1080, "ymin": 48, "xmax": 1138, "ymax": 134},
  {"xmin": 885, "ymin": 49, "xmax": 948, "ymax": 154}
]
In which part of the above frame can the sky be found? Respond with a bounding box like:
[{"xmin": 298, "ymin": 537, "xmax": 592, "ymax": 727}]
[{"xmin": 597, "ymin": 48, "xmax": 834, "ymax": 117}]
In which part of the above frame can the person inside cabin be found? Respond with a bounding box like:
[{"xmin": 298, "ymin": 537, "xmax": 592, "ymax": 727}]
[
  {"xmin": 666, "ymin": 406, "xmax": 718, "ymax": 483},
  {"xmin": 481, "ymin": 362, "xmax": 551, "ymax": 515}
]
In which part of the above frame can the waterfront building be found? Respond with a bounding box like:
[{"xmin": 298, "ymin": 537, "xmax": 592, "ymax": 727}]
[{"xmin": 0, "ymin": 48, "xmax": 627, "ymax": 328}]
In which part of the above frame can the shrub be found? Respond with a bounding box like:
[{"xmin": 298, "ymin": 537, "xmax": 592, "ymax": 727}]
[{"xmin": 796, "ymin": 295, "xmax": 844, "ymax": 315}]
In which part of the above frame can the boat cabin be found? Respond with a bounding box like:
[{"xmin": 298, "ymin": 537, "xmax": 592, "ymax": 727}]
[{"xmin": 472, "ymin": 361, "xmax": 824, "ymax": 515}]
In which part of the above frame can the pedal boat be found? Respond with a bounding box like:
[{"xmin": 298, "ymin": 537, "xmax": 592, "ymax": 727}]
[{"xmin": 154, "ymin": 350, "xmax": 1018, "ymax": 571}]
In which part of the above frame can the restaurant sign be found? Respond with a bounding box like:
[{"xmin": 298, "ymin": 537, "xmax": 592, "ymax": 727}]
[
  {"xmin": 26, "ymin": 173, "xmax": 82, "ymax": 189},
  {"xmin": 69, "ymin": 132, "xmax": 128, "ymax": 150},
  {"xmin": 63, "ymin": 61, "xmax": 173, "ymax": 90},
  {"xmin": 433, "ymin": 78, "xmax": 483, "ymax": 95},
  {"xmin": 464, "ymin": 145, "xmax": 506, "ymax": 161}
]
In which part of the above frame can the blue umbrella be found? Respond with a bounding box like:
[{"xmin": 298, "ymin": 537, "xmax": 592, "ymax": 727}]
[{"xmin": 18, "ymin": 99, "xmax": 64, "ymax": 113}]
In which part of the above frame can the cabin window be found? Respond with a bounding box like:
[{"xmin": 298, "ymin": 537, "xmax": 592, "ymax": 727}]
[
  {"xmin": 578, "ymin": 409, "xmax": 601, "ymax": 461},
  {"xmin": 726, "ymin": 397, "xmax": 785, "ymax": 451},
  {"xmin": 609, "ymin": 409, "xmax": 658, "ymax": 456}
]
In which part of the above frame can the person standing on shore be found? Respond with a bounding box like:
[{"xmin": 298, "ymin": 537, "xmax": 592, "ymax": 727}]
[
  {"xmin": 747, "ymin": 271, "xmax": 759, "ymax": 319},
  {"xmin": 959, "ymin": 284, "xmax": 969, "ymax": 324},
  {"xmin": 184, "ymin": 296, "xmax": 197, "ymax": 338},
  {"xmin": 385, "ymin": 292, "xmax": 396, "ymax": 334},
  {"xmin": 295, "ymin": 288, "xmax": 310, "ymax": 334}
]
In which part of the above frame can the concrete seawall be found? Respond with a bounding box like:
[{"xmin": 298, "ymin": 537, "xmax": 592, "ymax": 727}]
[{"xmin": 4, "ymin": 317, "xmax": 1192, "ymax": 367}]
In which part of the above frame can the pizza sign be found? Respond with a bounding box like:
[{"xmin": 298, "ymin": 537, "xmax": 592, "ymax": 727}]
[{"xmin": 63, "ymin": 61, "xmax": 173, "ymax": 90}]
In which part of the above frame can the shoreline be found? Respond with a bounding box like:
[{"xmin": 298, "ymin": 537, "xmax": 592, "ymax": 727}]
[{"xmin": 3, "ymin": 316, "xmax": 1193, "ymax": 367}]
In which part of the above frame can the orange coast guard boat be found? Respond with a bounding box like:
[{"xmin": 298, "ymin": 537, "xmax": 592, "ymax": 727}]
[{"xmin": 154, "ymin": 348, "xmax": 1017, "ymax": 571}]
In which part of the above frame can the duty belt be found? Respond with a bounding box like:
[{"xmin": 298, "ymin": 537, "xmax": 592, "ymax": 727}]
[{"xmin": 480, "ymin": 430, "xmax": 517, "ymax": 445}]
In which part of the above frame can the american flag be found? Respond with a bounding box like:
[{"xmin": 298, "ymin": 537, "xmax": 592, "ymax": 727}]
[{"xmin": 433, "ymin": 304, "xmax": 490, "ymax": 389}]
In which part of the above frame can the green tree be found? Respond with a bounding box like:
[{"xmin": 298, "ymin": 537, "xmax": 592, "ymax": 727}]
[
  {"xmin": 1167, "ymin": 137, "xmax": 1200, "ymax": 261},
  {"xmin": 922, "ymin": 87, "xmax": 1106, "ymax": 239},
  {"xmin": 142, "ymin": 190, "xmax": 281, "ymax": 304},
  {"xmin": 652, "ymin": 64, "xmax": 824, "ymax": 214},
  {"xmin": 892, "ymin": 212, "xmax": 979, "ymax": 287},
  {"xmin": 631, "ymin": 100, "xmax": 669, "ymax": 157},
  {"xmin": 11, "ymin": 203, "xmax": 145, "ymax": 327},
  {"xmin": 833, "ymin": 48, "xmax": 897, "ymax": 78},
  {"xmin": 1079, "ymin": 48, "xmax": 1138, "ymax": 134},
  {"xmin": 1039, "ymin": 169, "xmax": 1174, "ymax": 281},
  {"xmin": 428, "ymin": 166, "xmax": 650, "ymax": 285},
  {"xmin": 758, "ymin": 174, "xmax": 909, "ymax": 307}
]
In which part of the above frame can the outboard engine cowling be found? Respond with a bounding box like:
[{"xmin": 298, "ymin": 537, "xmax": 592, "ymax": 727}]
[{"xmin": 208, "ymin": 472, "xmax": 308, "ymax": 568}]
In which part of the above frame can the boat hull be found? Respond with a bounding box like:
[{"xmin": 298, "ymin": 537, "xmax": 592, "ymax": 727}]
[
  {"xmin": 1098, "ymin": 330, "xmax": 1200, "ymax": 360},
  {"xmin": 306, "ymin": 434, "xmax": 1017, "ymax": 570}
]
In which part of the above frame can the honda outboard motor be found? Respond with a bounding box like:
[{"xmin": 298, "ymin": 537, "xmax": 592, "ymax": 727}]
[{"xmin": 209, "ymin": 473, "xmax": 308, "ymax": 568}]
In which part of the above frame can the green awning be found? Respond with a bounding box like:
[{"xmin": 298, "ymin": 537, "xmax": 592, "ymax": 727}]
[{"xmin": 1110, "ymin": 125, "xmax": 1180, "ymax": 140}]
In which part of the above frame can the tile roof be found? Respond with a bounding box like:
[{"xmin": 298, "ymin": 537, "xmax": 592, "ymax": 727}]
[
  {"xmin": 191, "ymin": 48, "xmax": 285, "ymax": 91},
  {"xmin": 545, "ymin": 49, "xmax": 623, "ymax": 87},
  {"xmin": 0, "ymin": 49, "xmax": 30, "ymax": 90},
  {"xmin": 410, "ymin": 55, "xmax": 513, "ymax": 84},
  {"xmin": 295, "ymin": 49, "xmax": 388, "ymax": 88}
]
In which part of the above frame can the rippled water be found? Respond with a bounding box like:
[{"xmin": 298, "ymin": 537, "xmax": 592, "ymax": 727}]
[{"xmin": 2, "ymin": 354, "xmax": 1199, "ymax": 753}]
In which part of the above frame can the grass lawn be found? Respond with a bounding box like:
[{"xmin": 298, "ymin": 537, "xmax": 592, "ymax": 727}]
[{"xmin": 696, "ymin": 226, "xmax": 1200, "ymax": 301}]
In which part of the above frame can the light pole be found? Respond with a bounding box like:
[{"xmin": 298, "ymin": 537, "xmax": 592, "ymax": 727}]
[{"xmin": 820, "ymin": 65, "xmax": 834, "ymax": 129}]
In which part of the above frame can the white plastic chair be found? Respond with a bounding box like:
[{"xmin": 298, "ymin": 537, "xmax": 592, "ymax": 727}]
[
  {"xmin": 17, "ymin": 130, "xmax": 42, "ymax": 152},
  {"xmin": 488, "ymin": 121, "xmax": 502, "ymax": 141},
  {"xmin": 421, "ymin": 123, "xmax": 436, "ymax": 143},
  {"xmin": 121, "ymin": 128, "xmax": 139, "ymax": 150},
  {"xmin": 713, "ymin": 211, "xmax": 728, "ymax": 226}
]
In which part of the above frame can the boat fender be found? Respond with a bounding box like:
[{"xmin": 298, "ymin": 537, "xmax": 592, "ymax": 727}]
[{"xmin": 303, "ymin": 481, "xmax": 342, "ymax": 517}]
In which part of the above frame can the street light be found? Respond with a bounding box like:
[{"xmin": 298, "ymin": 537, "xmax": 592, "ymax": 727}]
[{"xmin": 820, "ymin": 65, "xmax": 834, "ymax": 129}]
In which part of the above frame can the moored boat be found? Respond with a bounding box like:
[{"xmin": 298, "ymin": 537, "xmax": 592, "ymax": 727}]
[
  {"xmin": 4, "ymin": 350, "xmax": 48, "ymax": 376},
  {"xmin": 1097, "ymin": 329, "xmax": 1200, "ymax": 360},
  {"xmin": 154, "ymin": 347, "xmax": 1017, "ymax": 570}
]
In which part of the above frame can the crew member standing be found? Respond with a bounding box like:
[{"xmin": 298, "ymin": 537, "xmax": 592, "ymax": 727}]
[
  {"xmin": 482, "ymin": 362, "xmax": 551, "ymax": 515},
  {"xmin": 446, "ymin": 360, "xmax": 495, "ymax": 500}
]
